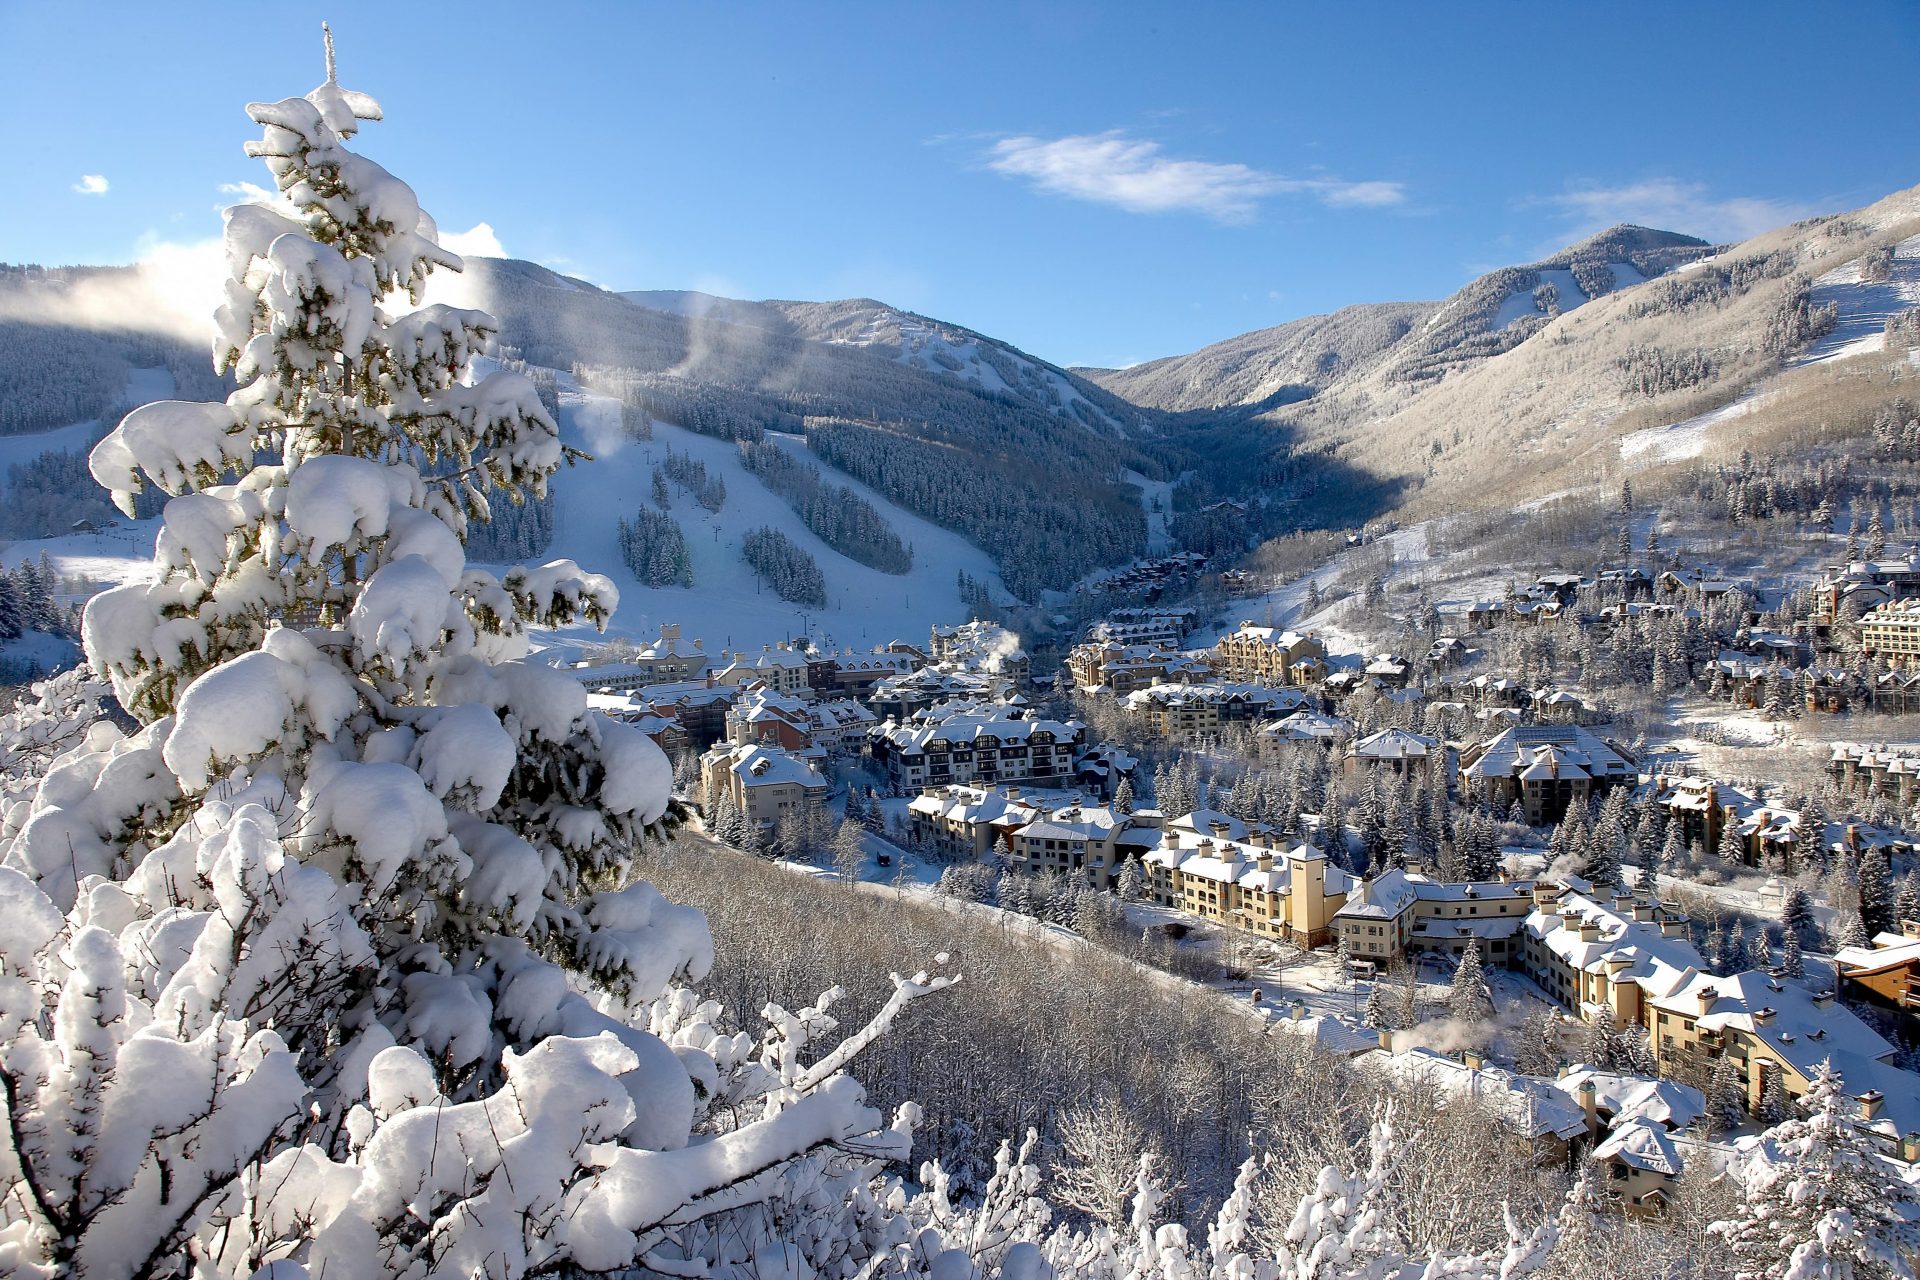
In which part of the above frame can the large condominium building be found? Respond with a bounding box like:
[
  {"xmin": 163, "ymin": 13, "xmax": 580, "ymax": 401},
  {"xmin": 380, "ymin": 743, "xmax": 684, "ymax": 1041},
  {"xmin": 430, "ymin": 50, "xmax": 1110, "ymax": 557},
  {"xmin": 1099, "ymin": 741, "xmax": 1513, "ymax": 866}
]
[
  {"xmin": 1122, "ymin": 681, "xmax": 1308, "ymax": 737},
  {"xmin": 1645, "ymin": 970, "xmax": 1920, "ymax": 1150},
  {"xmin": 1835, "ymin": 922, "xmax": 1920, "ymax": 1035},
  {"xmin": 556, "ymin": 623, "xmax": 710, "ymax": 690},
  {"xmin": 1459, "ymin": 725, "xmax": 1636, "ymax": 825},
  {"xmin": 712, "ymin": 643, "xmax": 814, "ymax": 699},
  {"xmin": 930, "ymin": 620, "xmax": 1031, "ymax": 687},
  {"xmin": 1066, "ymin": 641, "xmax": 1210, "ymax": 695},
  {"xmin": 869, "ymin": 702, "xmax": 1085, "ymax": 794},
  {"xmin": 1860, "ymin": 598, "xmax": 1920, "ymax": 665},
  {"xmin": 699, "ymin": 742, "xmax": 829, "ymax": 834},
  {"xmin": 1210, "ymin": 624, "xmax": 1327, "ymax": 685},
  {"xmin": 1519, "ymin": 883, "xmax": 1702, "ymax": 1028},
  {"xmin": 1811, "ymin": 549, "xmax": 1920, "ymax": 624},
  {"xmin": 724, "ymin": 685, "xmax": 876, "ymax": 756},
  {"xmin": 1142, "ymin": 811, "xmax": 1352, "ymax": 946},
  {"xmin": 1332, "ymin": 868, "xmax": 1537, "ymax": 964},
  {"xmin": 906, "ymin": 783, "xmax": 1047, "ymax": 859},
  {"xmin": 1829, "ymin": 741, "xmax": 1920, "ymax": 807},
  {"xmin": 1008, "ymin": 801, "xmax": 1155, "ymax": 888}
]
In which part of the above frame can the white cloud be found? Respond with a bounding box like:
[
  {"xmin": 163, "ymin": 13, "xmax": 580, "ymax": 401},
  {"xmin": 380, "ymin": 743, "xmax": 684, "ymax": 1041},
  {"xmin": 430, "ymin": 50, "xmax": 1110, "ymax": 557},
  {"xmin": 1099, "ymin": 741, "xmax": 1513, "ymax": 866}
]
[
  {"xmin": 73, "ymin": 174, "xmax": 109, "ymax": 196},
  {"xmin": 1541, "ymin": 178, "xmax": 1817, "ymax": 244},
  {"xmin": 440, "ymin": 221, "xmax": 506, "ymax": 259},
  {"xmin": 217, "ymin": 180, "xmax": 279, "ymax": 205},
  {"xmin": 986, "ymin": 131, "xmax": 1403, "ymax": 223}
]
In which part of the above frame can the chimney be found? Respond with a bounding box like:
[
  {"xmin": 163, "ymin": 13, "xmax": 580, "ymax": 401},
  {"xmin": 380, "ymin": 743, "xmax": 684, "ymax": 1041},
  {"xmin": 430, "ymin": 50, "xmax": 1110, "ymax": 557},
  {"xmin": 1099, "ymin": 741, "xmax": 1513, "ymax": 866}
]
[
  {"xmin": 1465, "ymin": 1050, "xmax": 1485, "ymax": 1071},
  {"xmin": 1753, "ymin": 1007, "xmax": 1776, "ymax": 1026},
  {"xmin": 1579, "ymin": 1079, "xmax": 1599, "ymax": 1135},
  {"xmin": 1289, "ymin": 998, "xmax": 1307, "ymax": 1021},
  {"xmin": 1902, "ymin": 1132, "xmax": 1920, "ymax": 1163},
  {"xmin": 1579, "ymin": 921, "xmax": 1601, "ymax": 943},
  {"xmin": 1257, "ymin": 852, "xmax": 1274, "ymax": 873},
  {"xmin": 1813, "ymin": 989, "xmax": 1835, "ymax": 1008},
  {"xmin": 1697, "ymin": 988, "xmax": 1717, "ymax": 1015},
  {"xmin": 1860, "ymin": 1090, "xmax": 1885, "ymax": 1123}
]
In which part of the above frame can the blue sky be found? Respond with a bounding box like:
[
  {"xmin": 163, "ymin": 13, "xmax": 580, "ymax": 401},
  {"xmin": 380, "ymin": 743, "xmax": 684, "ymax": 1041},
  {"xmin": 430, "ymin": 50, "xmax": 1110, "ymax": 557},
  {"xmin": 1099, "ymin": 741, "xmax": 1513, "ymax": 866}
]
[{"xmin": 4, "ymin": 2, "xmax": 1917, "ymax": 367}]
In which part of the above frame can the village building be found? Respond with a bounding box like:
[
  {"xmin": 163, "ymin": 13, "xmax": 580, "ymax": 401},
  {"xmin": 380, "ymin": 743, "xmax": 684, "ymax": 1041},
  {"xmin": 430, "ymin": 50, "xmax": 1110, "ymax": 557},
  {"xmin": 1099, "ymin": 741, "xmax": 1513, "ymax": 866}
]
[
  {"xmin": 1332, "ymin": 868, "xmax": 1537, "ymax": 963},
  {"xmin": 1828, "ymin": 742, "xmax": 1920, "ymax": 807},
  {"xmin": 1646, "ymin": 970, "xmax": 1920, "ymax": 1153},
  {"xmin": 724, "ymin": 685, "xmax": 876, "ymax": 756},
  {"xmin": 869, "ymin": 701, "xmax": 1086, "ymax": 794},
  {"xmin": 1123, "ymin": 681, "xmax": 1309, "ymax": 737},
  {"xmin": 1065, "ymin": 641, "xmax": 1210, "ymax": 694},
  {"xmin": 1257, "ymin": 711, "xmax": 1353, "ymax": 751},
  {"xmin": 1835, "ymin": 922, "xmax": 1920, "ymax": 1034},
  {"xmin": 1861, "ymin": 597, "xmax": 1920, "ymax": 666},
  {"xmin": 808, "ymin": 648, "xmax": 918, "ymax": 700},
  {"xmin": 553, "ymin": 622, "xmax": 710, "ymax": 690},
  {"xmin": 866, "ymin": 665, "xmax": 996, "ymax": 720},
  {"xmin": 586, "ymin": 691, "xmax": 688, "ymax": 756},
  {"xmin": 1809, "ymin": 549, "xmax": 1920, "ymax": 625},
  {"xmin": 1342, "ymin": 728, "xmax": 1440, "ymax": 778},
  {"xmin": 711, "ymin": 643, "xmax": 814, "ymax": 699},
  {"xmin": 905, "ymin": 783, "xmax": 1048, "ymax": 859},
  {"xmin": 1459, "ymin": 725, "xmax": 1636, "ymax": 825},
  {"xmin": 1140, "ymin": 820, "xmax": 1352, "ymax": 946},
  {"xmin": 1520, "ymin": 882, "xmax": 1703, "ymax": 1029},
  {"xmin": 929, "ymin": 619, "xmax": 1032, "ymax": 688},
  {"xmin": 1554, "ymin": 1068, "xmax": 1708, "ymax": 1215},
  {"xmin": 1210, "ymin": 624, "xmax": 1327, "ymax": 684},
  {"xmin": 1008, "ymin": 801, "xmax": 1154, "ymax": 888},
  {"xmin": 699, "ymin": 742, "xmax": 829, "ymax": 835},
  {"xmin": 1356, "ymin": 1046, "xmax": 1588, "ymax": 1151}
]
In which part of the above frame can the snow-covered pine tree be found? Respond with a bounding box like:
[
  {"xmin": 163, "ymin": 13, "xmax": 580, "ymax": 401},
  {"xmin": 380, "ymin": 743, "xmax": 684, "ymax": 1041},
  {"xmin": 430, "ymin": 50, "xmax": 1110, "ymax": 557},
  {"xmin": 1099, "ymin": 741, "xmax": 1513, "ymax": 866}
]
[
  {"xmin": 1447, "ymin": 937, "xmax": 1494, "ymax": 1026},
  {"xmin": 2, "ymin": 43, "xmax": 954, "ymax": 1276},
  {"xmin": 1712, "ymin": 1060, "xmax": 1920, "ymax": 1279}
]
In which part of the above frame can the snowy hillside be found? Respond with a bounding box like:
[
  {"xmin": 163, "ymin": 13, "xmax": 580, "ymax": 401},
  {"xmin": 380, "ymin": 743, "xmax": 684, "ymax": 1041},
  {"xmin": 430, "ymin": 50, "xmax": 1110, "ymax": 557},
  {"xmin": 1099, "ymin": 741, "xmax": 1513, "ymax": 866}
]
[{"xmin": 503, "ymin": 376, "xmax": 1008, "ymax": 651}]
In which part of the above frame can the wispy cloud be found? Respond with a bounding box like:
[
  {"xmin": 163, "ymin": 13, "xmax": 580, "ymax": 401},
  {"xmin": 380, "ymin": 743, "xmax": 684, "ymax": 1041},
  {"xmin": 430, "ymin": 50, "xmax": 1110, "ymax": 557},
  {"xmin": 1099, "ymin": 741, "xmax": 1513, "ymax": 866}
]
[
  {"xmin": 985, "ymin": 131, "xmax": 1403, "ymax": 223},
  {"xmin": 73, "ymin": 174, "xmax": 109, "ymax": 196},
  {"xmin": 1540, "ymin": 178, "xmax": 1817, "ymax": 244},
  {"xmin": 217, "ymin": 180, "xmax": 278, "ymax": 205}
]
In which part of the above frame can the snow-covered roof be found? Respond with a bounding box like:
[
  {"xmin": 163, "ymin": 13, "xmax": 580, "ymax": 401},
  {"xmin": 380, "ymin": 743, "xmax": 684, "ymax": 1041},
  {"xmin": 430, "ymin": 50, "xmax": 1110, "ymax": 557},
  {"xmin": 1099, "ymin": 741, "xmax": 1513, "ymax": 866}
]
[
  {"xmin": 1835, "ymin": 931, "xmax": 1920, "ymax": 976},
  {"xmin": 1259, "ymin": 712, "xmax": 1352, "ymax": 742},
  {"xmin": 1555, "ymin": 1067, "xmax": 1705, "ymax": 1131},
  {"xmin": 711, "ymin": 743, "xmax": 826, "ymax": 790},
  {"xmin": 1461, "ymin": 725, "xmax": 1634, "ymax": 783},
  {"xmin": 1347, "ymin": 728, "xmax": 1437, "ymax": 761},
  {"xmin": 1593, "ymin": 1119, "xmax": 1684, "ymax": 1175},
  {"xmin": 1359, "ymin": 1047, "xmax": 1588, "ymax": 1141},
  {"xmin": 1269, "ymin": 1009, "xmax": 1379, "ymax": 1056},
  {"xmin": 875, "ymin": 704, "xmax": 1082, "ymax": 753},
  {"xmin": 1526, "ymin": 887, "xmax": 1704, "ymax": 1002}
]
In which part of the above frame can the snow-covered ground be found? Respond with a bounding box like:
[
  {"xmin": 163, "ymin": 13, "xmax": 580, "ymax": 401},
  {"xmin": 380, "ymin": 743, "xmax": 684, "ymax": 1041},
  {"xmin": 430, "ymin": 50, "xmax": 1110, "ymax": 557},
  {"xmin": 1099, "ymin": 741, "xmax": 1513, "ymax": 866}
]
[
  {"xmin": 1125, "ymin": 468, "xmax": 1177, "ymax": 556},
  {"xmin": 515, "ymin": 380, "xmax": 1008, "ymax": 652},
  {"xmin": 1619, "ymin": 386, "xmax": 1776, "ymax": 464},
  {"xmin": 1799, "ymin": 232, "xmax": 1920, "ymax": 366}
]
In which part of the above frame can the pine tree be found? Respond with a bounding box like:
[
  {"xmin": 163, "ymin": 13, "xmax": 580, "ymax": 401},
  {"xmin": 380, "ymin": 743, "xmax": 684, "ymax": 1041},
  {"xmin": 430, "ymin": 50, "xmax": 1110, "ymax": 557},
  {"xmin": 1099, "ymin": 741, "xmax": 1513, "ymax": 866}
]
[
  {"xmin": 1782, "ymin": 926, "xmax": 1805, "ymax": 979},
  {"xmin": 1719, "ymin": 816, "xmax": 1749, "ymax": 869},
  {"xmin": 1447, "ymin": 939, "xmax": 1494, "ymax": 1025},
  {"xmin": 1113, "ymin": 774, "xmax": 1135, "ymax": 814},
  {"xmin": 1859, "ymin": 846, "xmax": 1895, "ymax": 936},
  {"xmin": 1706, "ymin": 1052, "xmax": 1748, "ymax": 1136},
  {"xmin": 1712, "ymin": 1061, "xmax": 1920, "ymax": 1279},
  {"xmin": 1782, "ymin": 884, "xmax": 1816, "ymax": 943}
]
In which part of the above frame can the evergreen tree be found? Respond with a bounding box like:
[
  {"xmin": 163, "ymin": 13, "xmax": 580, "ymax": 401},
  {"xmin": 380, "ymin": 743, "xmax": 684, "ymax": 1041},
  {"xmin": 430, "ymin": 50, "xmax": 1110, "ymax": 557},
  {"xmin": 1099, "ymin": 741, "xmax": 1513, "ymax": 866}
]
[
  {"xmin": 1706, "ymin": 1052, "xmax": 1748, "ymax": 1136},
  {"xmin": 1712, "ymin": 1061, "xmax": 1920, "ymax": 1279},
  {"xmin": 1782, "ymin": 926, "xmax": 1805, "ymax": 979},
  {"xmin": 1447, "ymin": 939, "xmax": 1494, "ymax": 1025},
  {"xmin": 1859, "ymin": 846, "xmax": 1895, "ymax": 936},
  {"xmin": 1782, "ymin": 884, "xmax": 1816, "ymax": 943}
]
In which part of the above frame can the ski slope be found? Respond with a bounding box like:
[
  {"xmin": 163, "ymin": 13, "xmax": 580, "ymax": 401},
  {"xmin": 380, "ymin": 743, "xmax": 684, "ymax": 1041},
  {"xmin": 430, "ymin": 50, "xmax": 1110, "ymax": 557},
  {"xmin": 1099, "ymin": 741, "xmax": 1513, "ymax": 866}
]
[{"xmin": 509, "ymin": 380, "xmax": 1009, "ymax": 653}]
